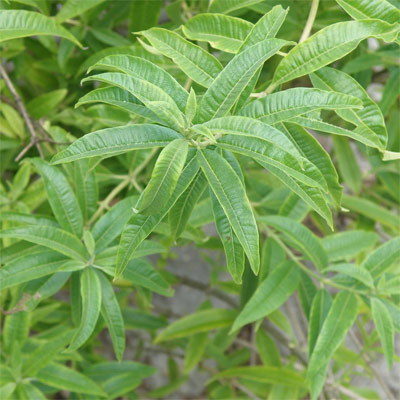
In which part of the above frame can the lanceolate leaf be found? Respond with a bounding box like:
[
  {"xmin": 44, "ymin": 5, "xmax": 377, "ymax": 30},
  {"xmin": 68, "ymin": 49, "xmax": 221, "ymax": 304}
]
[
  {"xmin": 272, "ymin": 20, "xmax": 400, "ymax": 87},
  {"xmin": 0, "ymin": 10, "xmax": 83, "ymax": 47},
  {"xmin": 30, "ymin": 158, "xmax": 83, "ymax": 237},
  {"xmin": 139, "ymin": 28, "xmax": 223, "ymax": 87},
  {"xmin": 231, "ymin": 260, "xmax": 299, "ymax": 332},
  {"xmin": 88, "ymin": 55, "xmax": 188, "ymax": 111},
  {"xmin": 209, "ymin": 0, "xmax": 265, "ymax": 14},
  {"xmin": 55, "ymin": 0, "xmax": 106, "ymax": 22},
  {"xmin": 67, "ymin": 268, "xmax": 102, "ymax": 352},
  {"xmin": 260, "ymin": 215, "xmax": 328, "ymax": 270},
  {"xmin": 239, "ymin": 88, "xmax": 362, "ymax": 125},
  {"xmin": 307, "ymin": 292, "xmax": 358, "ymax": 400},
  {"xmin": 52, "ymin": 124, "xmax": 181, "ymax": 164},
  {"xmin": 115, "ymin": 152, "xmax": 200, "ymax": 278},
  {"xmin": 0, "ymin": 226, "xmax": 87, "ymax": 261},
  {"xmin": 325, "ymin": 263, "xmax": 374, "ymax": 288},
  {"xmin": 139, "ymin": 139, "xmax": 189, "ymax": 215},
  {"xmin": 182, "ymin": 14, "xmax": 253, "ymax": 53},
  {"xmin": 196, "ymin": 38, "xmax": 290, "ymax": 122},
  {"xmin": 336, "ymin": 0, "xmax": 400, "ymax": 24},
  {"xmin": 97, "ymin": 271, "xmax": 125, "ymax": 362},
  {"xmin": 197, "ymin": 149, "xmax": 260, "ymax": 274},
  {"xmin": 155, "ymin": 309, "xmax": 237, "ymax": 342},
  {"xmin": 311, "ymin": 67, "xmax": 387, "ymax": 149}
]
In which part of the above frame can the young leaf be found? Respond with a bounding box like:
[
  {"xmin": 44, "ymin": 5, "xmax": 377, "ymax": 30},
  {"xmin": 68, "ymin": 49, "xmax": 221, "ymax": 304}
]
[
  {"xmin": 67, "ymin": 268, "xmax": 102, "ymax": 352},
  {"xmin": 197, "ymin": 149, "xmax": 260, "ymax": 274},
  {"xmin": 185, "ymin": 88, "xmax": 197, "ymax": 125},
  {"xmin": 326, "ymin": 263, "xmax": 374, "ymax": 288},
  {"xmin": 260, "ymin": 215, "xmax": 328, "ymax": 270},
  {"xmin": 196, "ymin": 38, "xmax": 290, "ymax": 122},
  {"xmin": 272, "ymin": 20, "xmax": 400, "ymax": 87},
  {"xmin": 139, "ymin": 28, "xmax": 223, "ymax": 87},
  {"xmin": 30, "ymin": 158, "xmax": 83, "ymax": 237},
  {"xmin": 0, "ymin": 10, "xmax": 83, "ymax": 47},
  {"xmin": 155, "ymin": 309, "xmax": 237, "ymax": 342},
  {"xmin": 231, "ymin": 260, "xmax": 299, "ymax": 332},
  {"xmin": 97, "ymin": 271, "xmax": 125, "ymax": 362},
  {"xmin": 371, "ymin": 298, "xmax": 394, "ymax": 369},
  {"xmin": 139, "ymin": 139, "xmax": 189, "ymax": 215},
  {"xmin": 52, "ymin": 124, "xmax": 181, "ymax": 164}
]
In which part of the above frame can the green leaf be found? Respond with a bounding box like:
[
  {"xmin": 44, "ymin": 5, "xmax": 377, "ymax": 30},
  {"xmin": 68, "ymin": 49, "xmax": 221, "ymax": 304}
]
[
  {"xmin": 197, "ymin": 149, "xmax": 260, "ymax": 274},
  {"xmin": 182, "ymin": 14, "xmax": 253, "ymax": 53},
  {"xmin": 311, "ymin": 67, "xmax": 387, "ymax": 149},
  {"xmin": 155, "ymin": 309, "xmax": 237, "ymax": 342},
  {"xmin": 371, "ymin": 298, "xmax": 394, "ymax": 369},
  {"xmin": 239, "ymin": 88, "xmax": 362, "ymax": 125},
  {"xmin": 0, "ymin": 383, "xmax": 16, "ymax": 399},
  {"xmin": 256, "ymin": 329, "xmax": 282, "ymax": 366},
  {"xmin": 30, "ymin": 158, "xmax": 83, "ymax": 237},
  {"xmin": 122, "ymin": 258, "xmax": 173, "ymax": 297},
  {"xmin": 210, "ymin": 366, "xmax": 305, "ymax": 387},
  {"xmin": 36, "ymin": 363, "xmax": 105, "ymax": 396},
  {"xmin": 325, "ymin": 263, "xmax": 374, "ymax": 287},
  {"xmin": 51, "ymin": 124, "xmax": 181, "ymax": 164},
  {"xmin": 183, "ymin": 331, "xmax": 209, "ymax": 374},
  {"xmin": 26, "ymin": 89, "xmax": 67, "ymax": 119},
  {"xmin": 196, "ymin": 38, "xmax": 290, "ymax": 122},
  {"xmin": 185, "ymin": 88, "xmax": 197, "ymax": 125},
  {"xmin": 139, "ymin": 27, "xmax": 223, "ymax": 87},
  {"xmin": 209, "ymin": 0, "xmax": 265, "ymax": 14},
  {"xmin": 169, "ymin": 171, "xmax": 207, "ymax": 239},
  {"xmin": 14, "ymin": 383, "xmax": 46, "ymax": 400},
  {"xmin": 67, "ymin": 268, "xmax": 102, "ymax": 352},
  {"xmin": 0, "ymin": 212, "xmax": 58, "ymax": 227},
  {"xmin": 115, "ymin": 152, "xmax": 200, "ymax": 278},
  {"xmin": 97, "ymin": 271, "xmax": 125, "ymax": 362},
  {"xmin": 322, "ymin": 230, "xmax": 379, "ymax": 261},
  {"xmin": 92, "ymin": 196, "xmax": 138, "ymax": 253},
  {"xmin": 362, "ymin": 237, "xmax": 400, "ymax": 279},
  {"xmin": 260, "ymin": 215, "xmax": 328, "ymax": 270},
  {"xmin": 336, "ymin": 0, "xmax": 400, "ymax": 24},
  {"xmin": 272, "ymin": 20, "xmax": 400, "ymax": 87},
  {"xmin": 55, "ymin": 0, "xmax": 106, "ymax": 22},
  {"xmin": 231, "ymin": 260, "xmax": 299, "ymax": 332},
  {"xmin": 139, "ymin": 139, "xmax": 189, "ymax": 215},
  {"xmin": 342, "ymin": 194, "xmax": 400, "ymax": 231},
  {"xmin": 307, "ymin": 292, "xmax": 358, "ymax": 400},
  {"xmin": 308, "ymin": 289, "xmax": 333, "ymax": 358},
  {"xmin": 0, "ymin": 250, "xmax": 66, "ymax": 290},
  {"xmin": 0, "ymin": 226, "xmax": 87, "ymax": 261},
  {"xmin": 88, "ymin": 55, "xmax": 188, "ymax": 112},
  {"xmin": 0, "ymin": 10, "xmax": 83, "ymax": 47}
]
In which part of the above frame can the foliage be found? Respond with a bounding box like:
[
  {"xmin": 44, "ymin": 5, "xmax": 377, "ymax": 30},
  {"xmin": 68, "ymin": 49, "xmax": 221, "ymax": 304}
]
[{"xmin": 0, "ymin": 1, "xmax": 399, "ymax": 399}]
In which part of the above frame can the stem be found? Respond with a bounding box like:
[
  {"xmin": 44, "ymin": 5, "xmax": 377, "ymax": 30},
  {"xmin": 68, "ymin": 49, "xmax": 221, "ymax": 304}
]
[
  {"xmin": 0, "ymin": 64, "xmax": 44, "ymax": 160},
  {"xmin": 299, "ymin": 0, "xmax": 320, "ymax": 43}
]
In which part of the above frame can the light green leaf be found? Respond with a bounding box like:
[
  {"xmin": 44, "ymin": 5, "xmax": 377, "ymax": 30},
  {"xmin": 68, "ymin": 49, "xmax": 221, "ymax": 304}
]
[
  {"xmin": 52, "ymin": 124, "xmax": 181, "ymax": 164},
  {"xmin": 55, "ymin": 0, "xmax": 106, "ymax": 22},
  {"xmin": 260, "ymin": 215, "xmax": 328, "ymax": 270},
  {"xmin": 139, "ymin": 139, "xmax": 188, "ymax": 215},
  {"xmin": 311, "ymin": 67, "xmax": 387, "ymax": 149},
  {"xmin": 197, "ymin": 149, "xmax": 260, "ymax": 274},
  {"xmin": 97, "ymin": 271, "xmax": 125, "ymax": 362},
  {"xmin": 87, "ymin": 55, "xmax": 188, "ymax": 111},
  {"xmin": 0, "ymin": 212, "xmax": 58, "ymax": 227},
  {"xmin": 378, "ymin": 276, "xmax": 400, "ymax": 295},
  {"xmin": 115, "ymin": 153, "xmax": 200, "ymax": 278},
  {"xmin": 272, "ymin": 20, "xmax": 400, "ymax": 87},
  {"xmin": 0, "ymin": 10, "xmax": 83, "ymax": 47},
  {"xmin": 0, "ymin": 383, "xmax": 16, "ymax": 400},
  {"xmin": 139, "ymin": 28, "xmax": 223, "ymax": 87},
  {"xmin": 308, "ymin": 289, "xmax": 333, "ymax": 358},
  {"xmin": 14, "ymin": 383, "xmax": 46, "ymax": 400},
  {"xmin": 36, "ymin": 363, "xmax": 105, "ymax": 396},
  {"xmin": 185, "ymin": 88, "xmax": 197, "ymax": 125},
  {"xmin": 239, "ymin": 88, "xmax": 362, "ymax": 125},
  {"xmin": 67, "ymin": 268, "xmax": 102, "ymax": 352},
  {"xmin": 256, "ymin": 329, "xmax": 282, "ymax": 366},
  {"xmin": 326, "ymin": 263, "xmax": 374, "ymax": 287},
  {"xmin": 337, "ymin": 0, "xmax": 400, "ymax": 24},
  {"xmin": 307, "ymin": 292, "xmax": 358, "ymax": 400},
  {"xmin": 30, "ymin": 158, "xmax": 83, "ymax": 237},
  {"xmin": 322, "ymin": 230, "xmax": 379, "ymax": 261},
  {"xmin": 371, "ymin": 298, "xmax": 394, "ymax": 368},
  {"xmin": 182, "ymin": 14, "xmax": 253, "ymax": 53},
  {"xmin": 196, "ymin": 38, "xmax": 290, "ymax": 122},
  {"xmin": 0, "ymin": 226, "xmax": 87, "ymax": 261},
  {"xmin": 155, "ymin": 309, "xmax": 237, "ymax": 342},
  {"xmin": 231, "ymin": 260, "xmax": 299, "ymax": 332},
  {"xmin": 183, "ymin": 331, "xmax": 209, "ymax": 374},
  {"xmin": 210, "ymin": 366, "xmax": 305, "ymax": 387},
  {"xmin": 209, "ymin": 0, "xmax": 265, "ymax": 14}
]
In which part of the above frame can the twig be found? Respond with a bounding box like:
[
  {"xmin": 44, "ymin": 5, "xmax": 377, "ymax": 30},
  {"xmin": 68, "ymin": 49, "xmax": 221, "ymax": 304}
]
[
  {"xmin": 299, "ymin": 0, "xmax": 320, "ymax": 43},
  {"xmin": 0, "ymin": 64, "xmax": 44, "ymax": 160}
]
